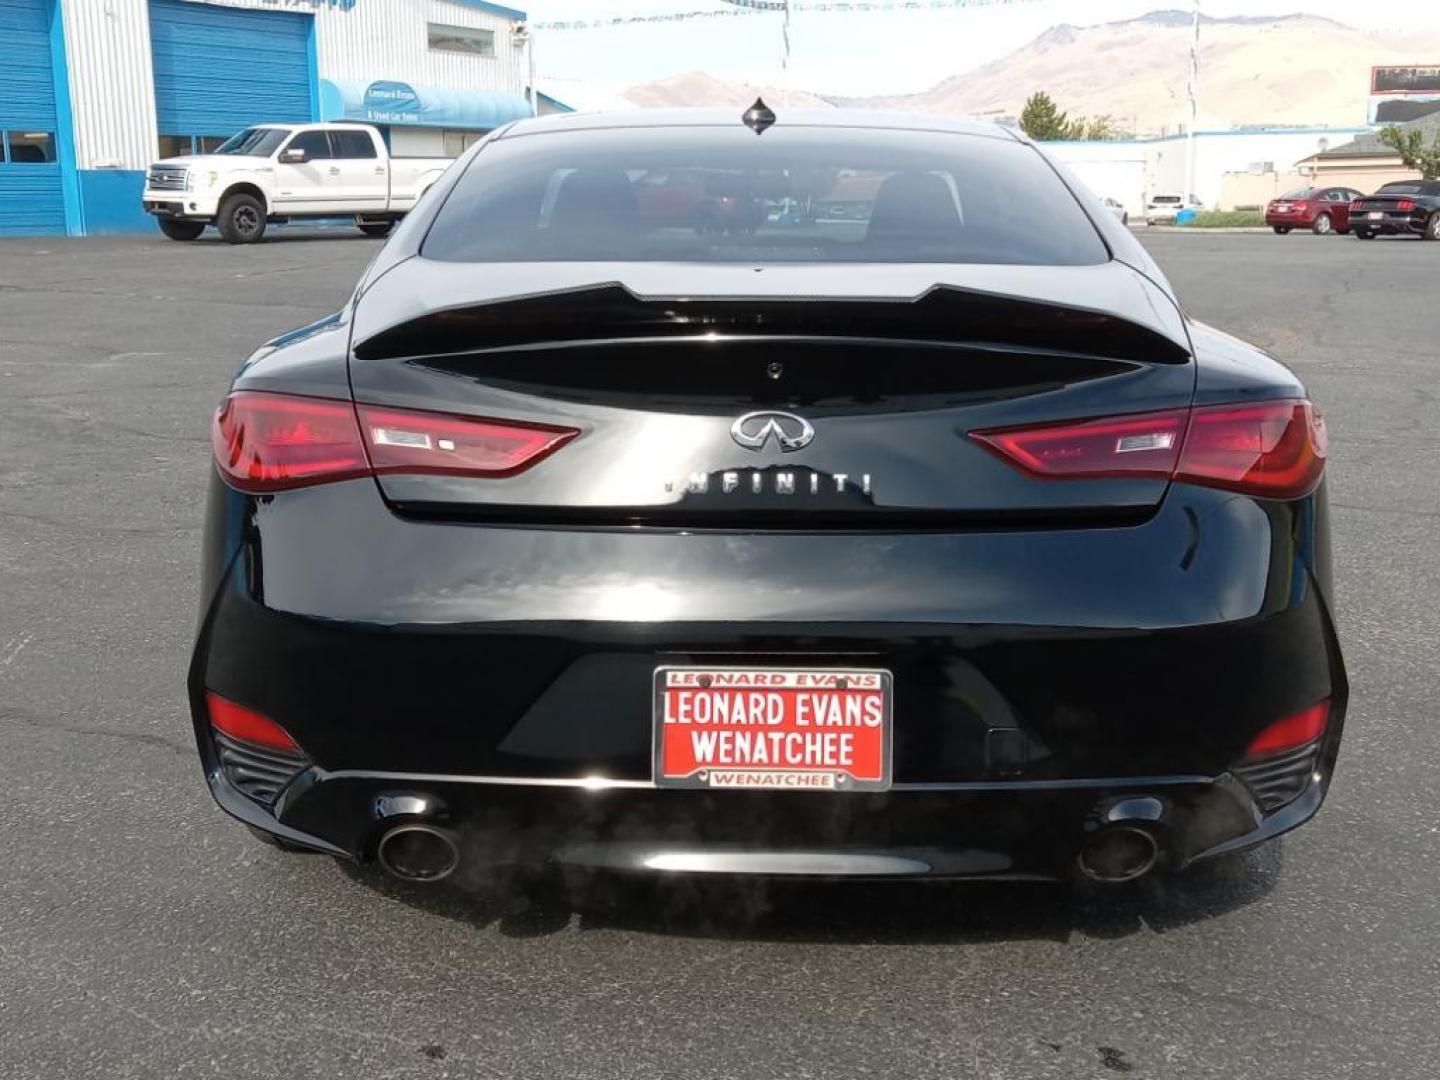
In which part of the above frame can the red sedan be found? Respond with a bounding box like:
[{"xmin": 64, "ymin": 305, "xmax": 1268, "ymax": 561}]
[{"xmin": 1266, "ymin": 186, "xmax": 1365, "ymax": 235}]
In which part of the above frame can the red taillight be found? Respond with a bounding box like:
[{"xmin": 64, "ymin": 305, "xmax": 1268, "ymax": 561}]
[
  {"xmin": 212, "ymin": 391, "xmax": 578, "ymax": 492},
  {"xmin": 1175, "ymin": 400, "xmax": 1327, "ymax": 498},
  {"xmin": 356, "ymin": 403, "xmax": 577, "ymax": 479},
  {"xmin": 1396, "ymin": 198, "xmax": 1416, "ymax": 211},
  {"xmin": 212, "ymin": 392, "xmax": 369, "ymax": 492},
  {"xmin": 1350, "ymin": 200, "xmax": 1364, "ymax": 212},
  {"xmin": 206, "ymin": 691, "xmax": 300, "ymax": 753},
  {"xmin": 971, "ymin": 409, "xmax": 1188, "ymax": 480},
  {"xmin": 972, "ymin": 399, "xmax": 1327, "ymax": 499},
  {"xmin": 1244, "ymin": 701, "xmax": 1329, "ymax": 758}
]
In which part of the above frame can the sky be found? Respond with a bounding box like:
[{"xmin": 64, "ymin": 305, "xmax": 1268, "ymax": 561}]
[{"xmin": 525, "ymin": 0, "xmax": 1440, "ymax": 100}]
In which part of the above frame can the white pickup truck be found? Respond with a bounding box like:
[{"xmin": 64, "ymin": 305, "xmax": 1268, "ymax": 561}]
[{"xmin": 142, "ymin": 122, "xmax": 449, "ymax": 244}]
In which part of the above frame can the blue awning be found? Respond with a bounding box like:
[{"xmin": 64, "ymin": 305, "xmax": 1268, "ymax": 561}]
[{"xmin": 319, "ymin": 79, "xmax": 533, "ymax": 130}]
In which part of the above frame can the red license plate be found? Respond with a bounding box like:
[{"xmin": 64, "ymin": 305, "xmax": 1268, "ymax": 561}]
[{"xmin": 654, "ymin": 667, "xmax": 893, "ymax": 792}]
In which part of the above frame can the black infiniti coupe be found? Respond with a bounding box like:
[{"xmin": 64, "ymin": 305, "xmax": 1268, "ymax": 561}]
[{"xmin": 190, "ymin": 107, "xmax": 1346, "ymax": 886}]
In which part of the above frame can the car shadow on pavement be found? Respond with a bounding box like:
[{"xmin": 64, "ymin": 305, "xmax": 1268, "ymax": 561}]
[
  {"xmin": 335, "ymin": 841, "xmax": 1283, "ymax": 944},
  {"xmin": 184, "ymin": 232, "xmax": 384, "ymax": 245}
]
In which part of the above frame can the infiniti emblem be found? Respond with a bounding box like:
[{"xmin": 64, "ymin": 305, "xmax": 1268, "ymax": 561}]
[{"xmin": 730, "ymin": 410, "xmax": 815, "ymax": 453}]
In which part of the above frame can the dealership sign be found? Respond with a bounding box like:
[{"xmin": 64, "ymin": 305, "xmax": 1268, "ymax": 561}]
[
  {"xmin": 320, "ymin": 79, "xmax": 533, "ymax": 129},
  {"xmin": 361, "ymin": 81, "xmax": 424, "ymax": 122}
]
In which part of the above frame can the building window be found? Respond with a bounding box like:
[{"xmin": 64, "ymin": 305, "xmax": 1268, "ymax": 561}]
[
  {"xmin": 442, "ymin": 129, "xmax": 487, "ymax": 158},
  {"xmin": 428, "ymin": 23, "xmax": 495, "ymax": 57},
  {"xmin": 3, "ymin": 131, "xmax": 56, "ymax": 164}
]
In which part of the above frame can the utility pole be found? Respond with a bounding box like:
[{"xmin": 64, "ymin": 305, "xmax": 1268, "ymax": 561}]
[
  {"xmin": 513, "ymin": 19, "xmax": 538, "ymax": 116},
  {"xmin": 1185, "ymin": 0, "xmax": 1199, "ymax": 203},
  {"xmin": 528, "ymin": 26, "xmax": 538, "ymax": 117},
  {"xmin": 781, "ymin": 0, "xmax": 792, "ymax": 107}
]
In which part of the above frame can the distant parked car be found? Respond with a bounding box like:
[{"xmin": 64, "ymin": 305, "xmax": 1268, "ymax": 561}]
[
  {"xmin": 1102, "ymin": 196, "xmax": 1129, "ymax": 225},
  {"xmin": 1145, "ymin": 194, "xmax": 1201, "ymax": 225},
  {"xmin": 1265, "ymin": 187, "xmax": 1364, "ymax": 235},
  {"xmin": 1349, "ymin": 180, "xmax": 1440, "ymax": 241}
]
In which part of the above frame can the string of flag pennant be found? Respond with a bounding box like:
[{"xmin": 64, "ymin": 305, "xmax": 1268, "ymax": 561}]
[{"xmin": 532, "ymin": 0, "xmax": 1042, "ymax": 32}]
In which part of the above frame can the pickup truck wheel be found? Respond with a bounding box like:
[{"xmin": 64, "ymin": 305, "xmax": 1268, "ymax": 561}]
[
  {"xmin": 217, "ymin": 193, "xmax": 266, "ymax": 244},
  {"xmin": 158, "ymin": 219, "xmax": 204, "ymax": 241},
  {"xmin": 357, "ymin": 220, "xmax": 394, "ymax": 238}
]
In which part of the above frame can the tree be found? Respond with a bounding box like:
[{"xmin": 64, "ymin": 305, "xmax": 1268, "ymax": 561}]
[
  {"xmin": 1019, "ymin": 92, "xmax": 1118, "ymax": 141},
  {"xmin": 1076, "ymin": 114, "xmax": 1117, "ymax": 141},
  {"xmin": 1019, "ymin": 92, "xmax": 1072, "ymax": 141},
  {"xmin": 1378, "ymin": 124, "xmax": 1440, "ymax": 180}
]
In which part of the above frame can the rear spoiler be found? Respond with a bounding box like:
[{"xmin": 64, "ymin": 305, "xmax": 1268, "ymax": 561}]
[{"xmin": 352, "ymin": 261, "xmax": 1192, "ymax": 365}]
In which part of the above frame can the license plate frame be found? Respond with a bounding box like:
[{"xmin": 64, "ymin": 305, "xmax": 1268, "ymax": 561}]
[{"xmin": 653, "ymin": 666, "xmax": 893, "ymax": 792}]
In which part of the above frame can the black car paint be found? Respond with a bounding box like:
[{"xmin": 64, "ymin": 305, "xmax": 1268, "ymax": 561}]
[
  {"xmin": 1350, "ymin": 182, "xmax": 1440, "ymax": 239},
  {"xmin": 190, "ymin": 112, "xmax": 1346, "ymax": 881}
]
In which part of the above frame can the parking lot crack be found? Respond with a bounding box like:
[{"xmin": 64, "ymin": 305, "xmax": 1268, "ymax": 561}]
[
  {"xmin": 0, "ymin": 708, "xmax": 190, "ymax": 757},
  {"xmin": 0, "ymin": 507, "xmax": 198, "ymax": 538}
]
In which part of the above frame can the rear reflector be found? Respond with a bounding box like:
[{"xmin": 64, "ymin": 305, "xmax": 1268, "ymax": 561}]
[
  {"xmin": 971, "ymin": 398, "xmax": 1327, "ymax": 499},
  {"xmin": 212, "ymin": 391, "xmax": 578, "ymax": 492},
  {"xmin": 206, "ymin": 691, "xmax": 301, "ymax": 753},
  {"xmin": 1244, "ymin": 701, "xmax": 1330, "ymax": 758}
]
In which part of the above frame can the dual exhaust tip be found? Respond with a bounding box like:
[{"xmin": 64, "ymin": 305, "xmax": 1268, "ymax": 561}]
[
  {"xmin": 375, "ymin": 810, "xmax": 1163, "ymax": 886},
  {"xmin": 1076, "ymin": 824, "xmax": 1162, "ymax": 884},
  {"xmin": 376, "ymin": 823, "xmax": 460, "ymax": 883}
]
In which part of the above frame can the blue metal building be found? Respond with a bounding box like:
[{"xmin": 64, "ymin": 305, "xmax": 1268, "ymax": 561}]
[{"xmin": 0, "ymin": 0, "xmax": 549, "ymax": 236}]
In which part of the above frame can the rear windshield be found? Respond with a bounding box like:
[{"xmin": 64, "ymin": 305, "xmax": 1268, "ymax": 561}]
[
  {"xmin": 422, "ymin": 126, "xmax": 1109, "ymax": 266},
  {"xmin": 1280, "ymin": 187, "xmax": 1316, "ymax": 199},
  {"xmin": 1150, "ymin": 195, "xmax": 1182, "ymax": 204}
]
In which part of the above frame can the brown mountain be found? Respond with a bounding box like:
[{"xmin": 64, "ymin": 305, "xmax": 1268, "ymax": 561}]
[
  {"xmin": 624, "ymin": 11, "xmax": 1440, "ymax": 134},
  {"xmin": 623, "ymin": 71, "xmax": 832, "ymax": 110}
]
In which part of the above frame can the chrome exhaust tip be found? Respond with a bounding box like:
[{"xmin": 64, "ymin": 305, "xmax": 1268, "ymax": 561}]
[
  {"xmin": 1077, "ymin": 825, "xmax": 1160, "ymax": 884},
  {"xmin": 376, "ymin": 823, "xmax": 460, "ymax": 883}
]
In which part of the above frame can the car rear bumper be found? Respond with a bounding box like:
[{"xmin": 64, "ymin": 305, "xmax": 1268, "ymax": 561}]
[
  {"xmin": 1353, "ymin": 214, "xmax": 1425, "ymax": 235},
  {"xmin": 189, "ymin": 475, "xmax": 1347, "ymax": 880},
  {"xmin": 203, "ymin": 753, "xmax": 1333, "ymax": 880},
  {"xmin": 1265, "ymin": 212, "xmax": 1316, "ymax": 227}
]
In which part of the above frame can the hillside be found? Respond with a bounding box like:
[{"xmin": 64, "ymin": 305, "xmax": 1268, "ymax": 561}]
[
  {"xmin": 623, "ymin": 71, "xmax": 832, "ymax": 111},
  {"xmin": 624, "ymin": 10, "xmax": 1440, "ymax": 133}
]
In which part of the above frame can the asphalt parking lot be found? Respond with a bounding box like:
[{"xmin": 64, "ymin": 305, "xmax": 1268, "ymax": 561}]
[{"xmin": 1, "ymin": 228, "xmax": 1437, "ymax": 1080}]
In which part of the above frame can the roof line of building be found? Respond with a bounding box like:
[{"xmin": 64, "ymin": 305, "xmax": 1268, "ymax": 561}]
[
  {"xmin": 453, "ymin": 0, "xmax": 526, "ymax": 22},
  {"xmin": 1040, "ymin": 127, "xmax": 1371, "ymax": 148}
]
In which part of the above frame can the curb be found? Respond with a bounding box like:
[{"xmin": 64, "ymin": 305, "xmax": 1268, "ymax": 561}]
[{"xmin": 1135, "ymin": 226, "xmax": 1275, "ymax": 235}]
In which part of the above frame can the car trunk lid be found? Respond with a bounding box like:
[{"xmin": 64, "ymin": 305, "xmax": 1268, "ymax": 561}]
[{"xmin": 344, "ymin": 259, "xmax": 1195, "ymax": 524}]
